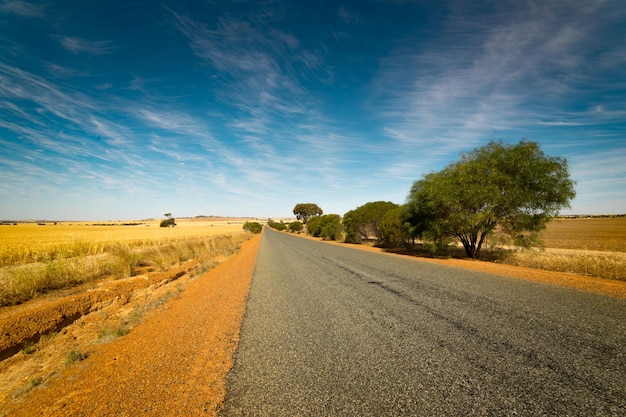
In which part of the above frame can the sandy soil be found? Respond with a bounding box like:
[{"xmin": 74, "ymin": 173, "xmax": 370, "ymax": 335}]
[{"xmin": 2, "ymin": 230, "xmax": 624, "ymax": 416}]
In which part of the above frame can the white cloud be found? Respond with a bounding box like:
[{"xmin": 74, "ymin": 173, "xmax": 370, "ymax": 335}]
[
  {"xmin": 0, "ymin": 1, "xmax": 43, "ymax": 17},
  {"xmin": 59, "ymin": 37, "xmax": 114, "ymax": 55}
]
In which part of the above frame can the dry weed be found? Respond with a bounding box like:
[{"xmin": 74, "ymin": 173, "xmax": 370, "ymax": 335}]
[{"xmin": 507, "ymin": 249, "xmax": 626, "ymax": 281}]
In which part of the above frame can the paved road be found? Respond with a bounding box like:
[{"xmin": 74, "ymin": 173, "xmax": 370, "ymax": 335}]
[{"xmin": 222, "ymin": 228, "xmax": 625, "ymax": 416}]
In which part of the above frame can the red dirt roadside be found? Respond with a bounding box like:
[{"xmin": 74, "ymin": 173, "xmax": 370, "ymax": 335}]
[{"xmin": 5, "ymin": 234, "xmax": 261, "ymax": 417}]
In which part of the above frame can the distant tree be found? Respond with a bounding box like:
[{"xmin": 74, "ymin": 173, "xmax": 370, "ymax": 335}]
[
  {"xmin": 406, "ymin": 140, "xmax": 576, "ymax": 258},
  {"xmin": 343, "ymin": 201, "xmax": 399, "ymax": 244},
  {"xmin": 293, "ymin": 203, "xmax": 323, "ymax": 225},
  {"xmin": 243, "ymin": 221, "xmax": 263, "ymax": 234},
  {"xmin": 160, "ymin": 213, "xmax": 176, "ymax": 227}
]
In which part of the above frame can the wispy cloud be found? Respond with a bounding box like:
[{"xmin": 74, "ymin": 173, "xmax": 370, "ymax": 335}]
[
  {"xmin": 0, "ymin": 1, "xmax": 43, "ymax": 18},
  {"xmin": 165, "ymin": 5, "xmax": 323, "ymax": 123},
  {"xmin": 372, "ymin": 0, "xmax": 626, "ymax": 151},
  {"xmin": 59, "ymin": 36, "xmax": 114, "ymax": 55}
]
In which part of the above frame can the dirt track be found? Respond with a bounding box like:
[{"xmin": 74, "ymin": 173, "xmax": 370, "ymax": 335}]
[{"xmin": 5, "ymin": 234, "xmax": 261, "ymax": 416}]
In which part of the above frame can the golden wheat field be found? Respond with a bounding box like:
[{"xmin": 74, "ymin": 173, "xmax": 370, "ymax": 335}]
[
  {"xmin": 540, "ymin": 217, "xmax": 626, "ymax": 253},
  {"xmin": 507, "ymin": 217, "xmax": 626, "ymax": 281},
  {"xmin": 0, "ymin": 218, "xmax": 256, "ymax": 306},
  {"xmin": 0, "ymin": 218, "xmax": 249, "ymax": 267}
]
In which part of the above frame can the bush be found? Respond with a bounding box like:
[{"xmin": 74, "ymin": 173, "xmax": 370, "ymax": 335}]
[
  {"xmin": 307, "ymin": 214, "xmax": 342, "ymax": 240},
  {"xmin": 159, "ymin": 218, "xmax": 176, "ymax": 227},
  {"xmin": 379, "ymin": 208, "xmax": 403, "ymax": 248},
  {"xmin": 320, "ymin": 214, "xmax": 342, "ymax": 241},
  {"xmin": 289, "ymin": 221, "xmax": 303, "ymax": 233},
  {"xmin": 306, "ymin": 216, "xmax": 323, "ymax": 237},
  {"xmin": 268, "ymin": 220, "xmax": 287, "ymax": 231},
  {"xmin": 243, "ymin": 221, "xmax": 262, "ymax": 234}
]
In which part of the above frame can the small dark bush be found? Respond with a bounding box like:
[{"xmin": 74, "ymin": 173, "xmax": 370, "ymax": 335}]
[
  {"xmin": 243, "ymin": 221, "xmax": 263, "ymax": 234},
  {"xmin": 160, "ymin": 218, "xmax": 177, "ymax": 227},
  {"xmin": 288, "ymin": 221, "xmax": 303, "ymax": 233},
  {"xmin": 268, "ymin": 220, "xmax": 287, "ymax": 231}
]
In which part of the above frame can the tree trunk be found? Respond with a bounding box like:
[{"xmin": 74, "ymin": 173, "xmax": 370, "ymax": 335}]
[{"xmin": 459, "ymin": 235, "xmax": 477, "ymax": 258}]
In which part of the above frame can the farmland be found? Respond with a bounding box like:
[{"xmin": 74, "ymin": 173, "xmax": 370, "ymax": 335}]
[
  {"xmin": 0, "ymin": 218, "xmax": 251, "ymax": 267},
  {"xmin": 504, "ymin": 216, "xmax": 626, "ymax": 281},
  {"xmin": 0, "ymin": 218, "xmax": 257, "ymax": 307},
  {"xmin": 540, "ymin": 216, "xmax": 626, "ymax": 252}
]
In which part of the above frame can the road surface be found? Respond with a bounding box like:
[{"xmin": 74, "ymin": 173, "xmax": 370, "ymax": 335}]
[{"xmin": 222, "ymin": 228, "xmax": 625, "ymax": 416}]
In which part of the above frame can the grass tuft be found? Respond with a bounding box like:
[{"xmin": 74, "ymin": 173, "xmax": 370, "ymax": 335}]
[
  {"xmin": 64, "ymin": 349, "xmax": 88, "ymax": 366},
  {"xmin": 97, "ymin": 325, "xmax": 130, "ymax": 344}
]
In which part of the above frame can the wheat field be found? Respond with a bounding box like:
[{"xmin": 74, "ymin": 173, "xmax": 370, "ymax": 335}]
[
  {"xmin": 540, "ymin": 217, "xmax": 626, "ymax": 253},
  {"xmin": 0, "ymin": 218, "xmax": 254, "ymax": 306},
  {"xmin": 0, "ymin": 219, "xmax": 248, "ymax": 267},
  {"xmin": 506, "ymin": 217, "xmax": 626, "ymax": 281}
]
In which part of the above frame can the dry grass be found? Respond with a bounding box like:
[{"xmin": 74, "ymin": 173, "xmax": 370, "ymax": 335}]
[
  {"xmin": 499, "ymin": 217, "xmax": 626, "ymax": 281},
  {"xmin": 0, "ymin": 219, "xmax": 246, "ymax": 267},
  {"xmin": 0, "ymin": 219, "xmax": 253, "ymax": 307},
  {"xmin": 507, "ymin": 248, "xmax": 626, "ymax": 281}
]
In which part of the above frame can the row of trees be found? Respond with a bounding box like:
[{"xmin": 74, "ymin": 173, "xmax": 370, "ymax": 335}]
[{"xmin": 293, "ymin": 140, "xmax": 576, "ymax": 258}]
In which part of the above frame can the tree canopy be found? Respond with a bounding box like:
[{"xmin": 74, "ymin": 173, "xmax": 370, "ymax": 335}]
[
  {"xmin": 307, "ymin": 214, "xmax": 342, "ymax": 240},
  {"xmin": 406, "ymin": 140, "xmax": 576, "ymax": 258},
  {"xmin": 343, "ymin": 201, "xmax": 399, "ymax": 243},
  {"xmin": 293, "ymin": 203, "xmax": 323, "ymax": 224}
]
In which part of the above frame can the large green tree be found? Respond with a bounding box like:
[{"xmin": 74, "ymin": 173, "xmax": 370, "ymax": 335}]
[
  {"xmin": 293, "ymin": 203, "xmax": 323, "ymax": 224},
  {"xmin": 406, "ymin": 140, "xmax": 576, "ymax": 258}
]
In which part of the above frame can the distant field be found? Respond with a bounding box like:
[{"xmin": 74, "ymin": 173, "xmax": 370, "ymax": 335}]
[
  {"xmin": 0, "ymin": 218, "xmax": 257, "ymax": 306},
  {"xmin": 0, "ymin": 218, "xmax": 249, "ymax": 267},
  {"xmin": 541, "ymin": 217, "xmax": 626, "ymax": 253},
  {"xmin": 508, "ymin": 217, "xmax": 626, "ymax": 281}
]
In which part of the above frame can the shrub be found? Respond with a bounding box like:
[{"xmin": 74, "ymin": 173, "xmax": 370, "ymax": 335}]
[
  {"xmin": 159, "ymin": 218, "xmax": 176, "ymax": 227},
  {"xmin": 289, "ymin": 221, "xmax": 303, "ymax": 233},
  {"xmin": 320, "ymin": 214, "xmax": 342, "ymax": 241},
  {"xmin": 64, "ymin": 349, "xmax": 88, "ymax": 365},
  {"xmin": 379, "ymin": 208, "xmax": 404, "ymax": 248},
  {"xmin": 306, "ymin": 216, "xmax": 323, "ymax": 237},
  {"xmin": 268, "ymin": 220, "xmax": 287, "ymax": 231},
  {"xmin": 243, "ymin": 221, "xmax": 262, "ymax": 234},
  {"xmin": 307, "ymin": 214, "xmax": 342, "ymax": 240}
]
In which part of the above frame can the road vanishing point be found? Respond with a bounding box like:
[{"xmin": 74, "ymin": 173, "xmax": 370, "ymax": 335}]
[{"xmin": 222, "ymin": 228, "xmax": 625, "ymax": 416}]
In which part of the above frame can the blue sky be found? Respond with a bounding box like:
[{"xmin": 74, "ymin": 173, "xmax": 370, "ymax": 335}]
[{"xmin": 1, "ymin": 0, "xmax": 624, "ymax": 220}]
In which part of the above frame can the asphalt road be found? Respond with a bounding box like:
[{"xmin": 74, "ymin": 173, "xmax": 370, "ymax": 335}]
[{"xmin": 221, "ymin": 228, "xmax": 625, "ymax": 416}]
